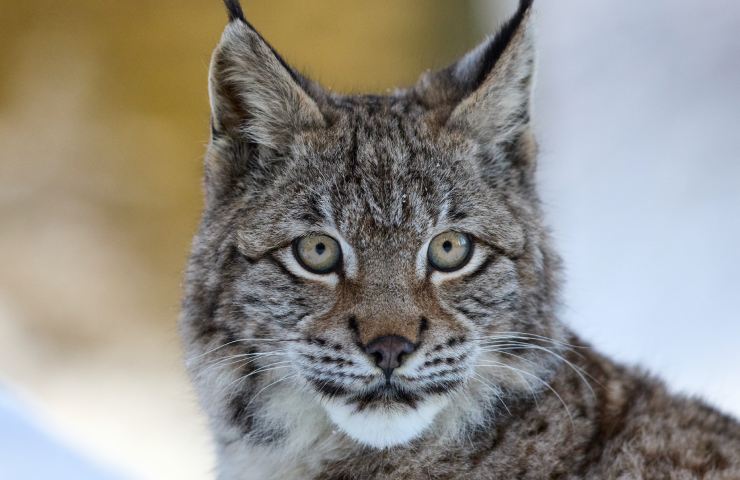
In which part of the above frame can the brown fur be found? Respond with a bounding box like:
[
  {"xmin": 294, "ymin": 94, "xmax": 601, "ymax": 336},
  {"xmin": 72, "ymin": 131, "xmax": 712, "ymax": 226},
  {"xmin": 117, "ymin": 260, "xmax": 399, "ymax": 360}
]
[{"xmin": 180, "ymin": 1, "xmax": 740, "ymax": 478}]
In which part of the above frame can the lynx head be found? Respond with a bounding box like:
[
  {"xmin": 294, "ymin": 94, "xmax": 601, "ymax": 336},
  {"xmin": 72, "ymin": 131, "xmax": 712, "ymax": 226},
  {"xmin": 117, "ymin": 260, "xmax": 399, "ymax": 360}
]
[{"xmin": 182, "ymin": 0, "xmax": 563, "ymax": 450}]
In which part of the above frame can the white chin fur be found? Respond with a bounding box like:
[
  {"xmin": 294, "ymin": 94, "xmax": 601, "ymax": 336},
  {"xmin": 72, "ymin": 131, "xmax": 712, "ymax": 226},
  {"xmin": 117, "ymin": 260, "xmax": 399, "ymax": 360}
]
[{"xmin": 324, "ymin": 398, "xmax": 447, "ymax": 449}]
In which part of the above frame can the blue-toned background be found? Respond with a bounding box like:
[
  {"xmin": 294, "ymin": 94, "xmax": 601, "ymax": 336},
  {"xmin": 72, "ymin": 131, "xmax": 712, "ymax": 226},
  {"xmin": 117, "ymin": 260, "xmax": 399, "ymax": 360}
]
[{"xmin": 0, "ymin": 390, "xmax": 122, "ymax": 479}]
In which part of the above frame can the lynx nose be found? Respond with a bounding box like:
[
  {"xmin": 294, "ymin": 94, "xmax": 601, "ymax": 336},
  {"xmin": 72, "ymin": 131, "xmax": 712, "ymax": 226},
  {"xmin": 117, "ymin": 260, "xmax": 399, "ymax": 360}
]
[{"xmin": 365, "ymin": 335, "xmax": 416, "ymax": 381}]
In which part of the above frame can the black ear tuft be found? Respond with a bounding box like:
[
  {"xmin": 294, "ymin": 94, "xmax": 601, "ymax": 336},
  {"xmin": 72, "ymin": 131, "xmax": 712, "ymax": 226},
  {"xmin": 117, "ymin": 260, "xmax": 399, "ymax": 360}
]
[
  {"xmin": 473, "ymin": 0, "xmax": 534, "ymax": 88},
  {"xmin": 414, "ymin": 0, "xmax": 537, "ymax": 173},
  {"xmin": 223, "ymin": 0, "xmax": 246, "ymax": 23}
]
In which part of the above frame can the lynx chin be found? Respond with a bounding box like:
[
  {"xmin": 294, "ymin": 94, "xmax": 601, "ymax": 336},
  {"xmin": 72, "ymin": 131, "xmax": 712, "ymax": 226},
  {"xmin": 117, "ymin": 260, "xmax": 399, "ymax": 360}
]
[{"xmin": 180, "ymin": 0, "xmax": 740, "ymax": 478}]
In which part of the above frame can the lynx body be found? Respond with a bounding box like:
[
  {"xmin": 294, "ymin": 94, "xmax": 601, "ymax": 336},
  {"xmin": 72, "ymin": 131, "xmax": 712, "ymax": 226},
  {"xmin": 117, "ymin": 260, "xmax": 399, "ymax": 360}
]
[{"xmin": 181, "ymin": 1, "xmax": 740, "ymax": 478}]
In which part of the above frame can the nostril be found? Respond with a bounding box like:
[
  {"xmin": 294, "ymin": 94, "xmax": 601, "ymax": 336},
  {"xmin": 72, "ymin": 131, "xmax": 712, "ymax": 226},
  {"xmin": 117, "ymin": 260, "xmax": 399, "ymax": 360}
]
[
  {"xmin": 347, "ymin": 316, "xmax": 359, "ymax": 333},
  {"xmin": 371, "ymin": 351, "xmax": 383, "ymax": 366}
]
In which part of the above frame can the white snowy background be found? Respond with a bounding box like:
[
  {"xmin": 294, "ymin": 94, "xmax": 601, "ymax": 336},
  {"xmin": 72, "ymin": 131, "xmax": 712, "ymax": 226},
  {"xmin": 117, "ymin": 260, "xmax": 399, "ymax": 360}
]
[{"xmin": 477, "ymin": 0, "xmax": 740, "ymax": 416}]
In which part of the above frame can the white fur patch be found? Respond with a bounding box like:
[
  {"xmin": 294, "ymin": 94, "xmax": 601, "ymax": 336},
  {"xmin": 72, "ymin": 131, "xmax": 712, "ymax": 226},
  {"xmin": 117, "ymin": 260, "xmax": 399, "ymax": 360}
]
[
  {"xmin": 430, "ymin": 246, "xmax": 489, "ymax": 285},
  {"xmin": 323, "ymin": 398, "xmax": 447, "ymax": 449},
  {"xmin": 274, "ymin": 249, "xmax": 339, "ymax": 287}
]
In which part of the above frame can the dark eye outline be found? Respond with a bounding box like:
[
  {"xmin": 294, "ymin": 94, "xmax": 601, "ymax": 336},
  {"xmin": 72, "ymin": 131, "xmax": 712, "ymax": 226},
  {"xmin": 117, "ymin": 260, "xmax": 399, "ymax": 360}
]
[
  {"xmin": 427, "ymin": 231, "xmax": 474, "ymax": 273},
  {"xmin": 292, "ymin": 234, "xmax": 343, "ymax": 275}
]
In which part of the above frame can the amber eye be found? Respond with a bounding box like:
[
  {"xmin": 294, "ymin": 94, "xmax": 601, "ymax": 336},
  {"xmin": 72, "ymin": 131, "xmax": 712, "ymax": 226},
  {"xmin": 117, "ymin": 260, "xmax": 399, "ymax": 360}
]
[
  {"xmin": 427, "ymin": 231, "xmax": 473, "ymax": 272},
  {"xmin": 293, "ymin": 234, "xmax": 342, "ymax": 274}
]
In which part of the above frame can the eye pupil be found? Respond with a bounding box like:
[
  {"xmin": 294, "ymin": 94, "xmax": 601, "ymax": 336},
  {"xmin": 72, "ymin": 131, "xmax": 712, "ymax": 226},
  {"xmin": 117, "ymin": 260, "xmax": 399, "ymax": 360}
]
[
  {"xmin": 427, "ymin": 231, "xmax": 473, "ymax": 272},
  {"xmin": 293, "ymin": 235, "xmax": 341, "ymax": 275}
]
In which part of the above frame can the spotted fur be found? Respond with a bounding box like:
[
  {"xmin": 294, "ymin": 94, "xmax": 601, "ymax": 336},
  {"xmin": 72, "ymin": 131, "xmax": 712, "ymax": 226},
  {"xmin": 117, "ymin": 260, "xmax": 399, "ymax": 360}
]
[{"xmin": 181, "ymin": 1, "xmax": 740, "ymax": 478}]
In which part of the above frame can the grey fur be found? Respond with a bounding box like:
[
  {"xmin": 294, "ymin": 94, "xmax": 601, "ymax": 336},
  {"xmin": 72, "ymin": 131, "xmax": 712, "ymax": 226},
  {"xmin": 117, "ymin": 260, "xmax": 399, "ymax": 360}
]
[{"xmin": 181, "ymin": 1, "xmax": 740, "ymax": 478}]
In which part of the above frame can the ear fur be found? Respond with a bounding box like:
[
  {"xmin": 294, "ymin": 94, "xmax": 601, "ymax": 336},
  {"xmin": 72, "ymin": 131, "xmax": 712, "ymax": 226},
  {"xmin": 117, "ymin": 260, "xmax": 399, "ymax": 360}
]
[
  {"xmin": 416, "ymin": 0, "xmax": 536, "ymax": 171},
  {"xmin": 208, "ymin": 7, "xmax": 325, "ymax": 150}
]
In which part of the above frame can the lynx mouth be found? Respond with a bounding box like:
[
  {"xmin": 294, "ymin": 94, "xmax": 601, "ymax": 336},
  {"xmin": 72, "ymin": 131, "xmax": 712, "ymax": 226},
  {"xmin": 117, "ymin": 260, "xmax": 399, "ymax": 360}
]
[
  {"xmin": 308, "ymin": 374, "xmax": 462, "ymax": 409},
  {"xmin": 323, "ymin": 395, "xmax": 449, "ymax": 449},
  {"xmin": 350, "ymin": 383, "xmax": 423, "ymax": 408},
  {"xmin": 309, "ymin": 375, "xmax": 457, "ymax": 448}
]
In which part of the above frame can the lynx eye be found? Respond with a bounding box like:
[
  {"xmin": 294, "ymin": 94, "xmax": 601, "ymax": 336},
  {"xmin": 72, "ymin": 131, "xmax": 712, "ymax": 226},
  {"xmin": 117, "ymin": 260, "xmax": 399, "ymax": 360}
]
[
  {"xmin": 427, "ymin": 231, "xmax": 473, "ymax": 272},
  {"xmin": 293, "ymin": 234, "xmax": 342, "ymax": 274}
]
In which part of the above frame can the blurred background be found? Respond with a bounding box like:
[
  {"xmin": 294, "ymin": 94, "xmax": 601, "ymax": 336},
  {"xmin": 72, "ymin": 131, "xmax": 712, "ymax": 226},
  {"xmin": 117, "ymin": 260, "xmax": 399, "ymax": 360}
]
[{"xmin": 0, "ymin": 0, "xmax": 738, "ymax": 478}]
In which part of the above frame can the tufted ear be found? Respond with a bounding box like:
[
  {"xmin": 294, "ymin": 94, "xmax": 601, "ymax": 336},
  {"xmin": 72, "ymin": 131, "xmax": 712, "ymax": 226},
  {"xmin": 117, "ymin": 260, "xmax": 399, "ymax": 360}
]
[
  {"xmin": 209, "ymin": 0, "xmax": 325, "ymax": 150},
  {"xmin": 415, "ymin": 0, "xmax": 536, "ymax": 173}
]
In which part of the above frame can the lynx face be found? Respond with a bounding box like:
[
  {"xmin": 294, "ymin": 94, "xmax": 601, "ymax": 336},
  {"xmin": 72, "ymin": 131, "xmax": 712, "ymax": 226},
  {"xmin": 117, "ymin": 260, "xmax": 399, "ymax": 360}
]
[{"xmin": 182, "ymin": 0, "xmax": 562, "ymax": 449}]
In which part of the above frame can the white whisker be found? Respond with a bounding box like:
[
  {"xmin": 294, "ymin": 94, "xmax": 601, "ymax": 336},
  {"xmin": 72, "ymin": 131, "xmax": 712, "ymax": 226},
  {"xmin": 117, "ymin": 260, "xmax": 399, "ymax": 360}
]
[
  {"xmin": 200, "ymin": 351, "xmax": 288, "ymax": 375},
  {"xmin": 479, "ymin": 342, "xmax": 597, "ymax": 395},
  {"xmin": 193, "ymin": 337, "xmax": 300, "ymax": 360},
  {"xmin": 247, "ymin": 373, "xmax": 300, "ymax": 407},
  {"xmin": 472, "ymin": 373, "xmax": 512, "ymax": 416},
  {"xmin": 476, "ymin": 361, "xmax": 574, "ymax": 428},
  {"xmin": 222, "ymin": 362, "xmax": 294, "ymax": 393}
]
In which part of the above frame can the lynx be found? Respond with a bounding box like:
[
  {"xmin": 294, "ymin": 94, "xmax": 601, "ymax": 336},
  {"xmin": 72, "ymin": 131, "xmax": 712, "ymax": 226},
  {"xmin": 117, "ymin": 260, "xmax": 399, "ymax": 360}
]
[{"xmin": 180, "ymin": 0, "xmax": 740, "ymax": 478}]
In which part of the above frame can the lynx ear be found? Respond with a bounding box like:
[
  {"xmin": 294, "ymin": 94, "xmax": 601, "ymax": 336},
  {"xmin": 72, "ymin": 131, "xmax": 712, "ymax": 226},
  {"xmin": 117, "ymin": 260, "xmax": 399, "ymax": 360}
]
[
  {"xmin": 416, "ymin": 0, "xmax": 536, "ymax": 170},
  {"xmin": 209, "ymin": 3, "xmax": 325, "ymax": 150}
]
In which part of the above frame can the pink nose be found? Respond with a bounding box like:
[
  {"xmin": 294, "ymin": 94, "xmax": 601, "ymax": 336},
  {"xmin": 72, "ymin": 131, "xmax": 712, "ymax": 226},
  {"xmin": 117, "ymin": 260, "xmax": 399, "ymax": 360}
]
[{"xmin": 364, "ymin": 335, "xmax": 416, "ymax": 380}]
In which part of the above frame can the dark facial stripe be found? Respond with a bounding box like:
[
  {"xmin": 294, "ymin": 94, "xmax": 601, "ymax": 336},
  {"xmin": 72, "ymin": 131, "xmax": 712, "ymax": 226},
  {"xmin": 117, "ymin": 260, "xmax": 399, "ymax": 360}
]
[
  {"xmin": 421, "ymin": 380, "xmax": 463, "ymax": 395},
  {"xmin": 227, "ymin": 387, "xmax": 286, "ymax": 445},
  {"xmin": 308, "ymin": 378, "xmax": 351, "ymax": 398}
]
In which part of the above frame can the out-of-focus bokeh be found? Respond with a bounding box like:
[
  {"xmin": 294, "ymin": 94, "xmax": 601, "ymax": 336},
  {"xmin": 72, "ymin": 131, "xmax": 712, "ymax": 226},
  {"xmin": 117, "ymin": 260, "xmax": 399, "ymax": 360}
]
[{"xmin": 0, "ymin": 0, "xmax": 737, "ymax": 478}]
